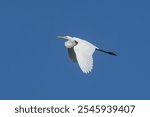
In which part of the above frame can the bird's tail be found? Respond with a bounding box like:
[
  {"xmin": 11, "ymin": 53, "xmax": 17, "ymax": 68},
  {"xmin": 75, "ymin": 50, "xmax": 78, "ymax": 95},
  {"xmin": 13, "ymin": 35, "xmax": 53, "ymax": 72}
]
[{"xmin": 96, "ymin": 48, "xmax": 117, "ymax": 56}]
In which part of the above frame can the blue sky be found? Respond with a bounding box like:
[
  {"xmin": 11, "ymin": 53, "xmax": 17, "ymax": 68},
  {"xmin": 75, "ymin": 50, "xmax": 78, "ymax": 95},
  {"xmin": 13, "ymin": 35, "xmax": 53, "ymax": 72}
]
[{"xmin": 0, "ymin": 0, "xmax": 150, "ymax": 99}]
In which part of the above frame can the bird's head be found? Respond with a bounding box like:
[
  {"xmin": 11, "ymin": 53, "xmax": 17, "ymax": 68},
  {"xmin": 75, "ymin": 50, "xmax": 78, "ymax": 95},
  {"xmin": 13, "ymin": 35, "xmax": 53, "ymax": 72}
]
[{"xmin": 56, "ymin": 35, "xmax": 73, "ymax": 40}]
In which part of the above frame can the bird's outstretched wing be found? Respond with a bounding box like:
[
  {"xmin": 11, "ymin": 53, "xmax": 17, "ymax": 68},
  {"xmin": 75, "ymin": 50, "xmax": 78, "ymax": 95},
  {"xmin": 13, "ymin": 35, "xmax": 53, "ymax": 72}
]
[
  {"xmin": 68, "ymin": 48, "xmax": 78, "ymax": 63},
  {"xmin": 74, "ymin": 41, "xmax": 96, "ymax": 74}
]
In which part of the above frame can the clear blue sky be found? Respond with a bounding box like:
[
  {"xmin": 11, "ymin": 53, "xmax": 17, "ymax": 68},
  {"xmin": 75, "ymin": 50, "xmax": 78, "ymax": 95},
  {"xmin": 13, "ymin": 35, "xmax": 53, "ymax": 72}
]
[{"xmin": 0, "ymin": 0, "xmax": 150, "ymax": 99}]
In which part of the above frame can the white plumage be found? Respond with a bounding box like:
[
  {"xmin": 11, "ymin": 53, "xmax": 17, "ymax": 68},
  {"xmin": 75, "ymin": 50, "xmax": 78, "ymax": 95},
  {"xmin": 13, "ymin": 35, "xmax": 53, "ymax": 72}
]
[
  {"xmin": 73, "ymin": 39, "xmax": 96, "ymax": 73},
  {"xmin": 57, "ymin": 36, "xmax": 116, "ymax": 74}
]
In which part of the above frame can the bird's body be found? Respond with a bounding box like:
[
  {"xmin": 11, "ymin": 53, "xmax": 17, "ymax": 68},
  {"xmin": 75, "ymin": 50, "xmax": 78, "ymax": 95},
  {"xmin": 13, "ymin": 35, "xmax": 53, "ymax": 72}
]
[{"xmin": 57, "ymin": 36, "xmax": 116, "ymax": 74}]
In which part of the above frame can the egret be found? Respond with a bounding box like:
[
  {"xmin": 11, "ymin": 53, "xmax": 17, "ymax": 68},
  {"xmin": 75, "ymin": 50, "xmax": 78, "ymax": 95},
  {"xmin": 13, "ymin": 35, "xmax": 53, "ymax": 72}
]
[{"xmin": 57, "ymin": 36, "xmax": 116, "ymax": 74}]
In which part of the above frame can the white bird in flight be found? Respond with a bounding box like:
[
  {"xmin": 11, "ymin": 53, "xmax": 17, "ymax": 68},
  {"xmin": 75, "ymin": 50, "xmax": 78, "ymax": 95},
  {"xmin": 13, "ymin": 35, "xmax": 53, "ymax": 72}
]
[{"xmin": 57, "ymin": 36, "xmax": 116, "ymax": 74}]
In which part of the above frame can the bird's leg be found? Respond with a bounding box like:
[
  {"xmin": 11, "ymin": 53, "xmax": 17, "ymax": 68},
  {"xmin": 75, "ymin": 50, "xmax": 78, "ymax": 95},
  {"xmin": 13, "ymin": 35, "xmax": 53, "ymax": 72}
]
[{"xmin": 96, "ymin": 48, "xmax": 117, "ymax": 56}]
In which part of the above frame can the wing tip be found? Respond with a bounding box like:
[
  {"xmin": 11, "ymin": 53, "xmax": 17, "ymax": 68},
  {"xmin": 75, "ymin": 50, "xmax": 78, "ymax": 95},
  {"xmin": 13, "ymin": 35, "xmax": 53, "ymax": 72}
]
[{"xmin": 82, "ymin": 68, "xmax": 93, "ymax": 74}]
